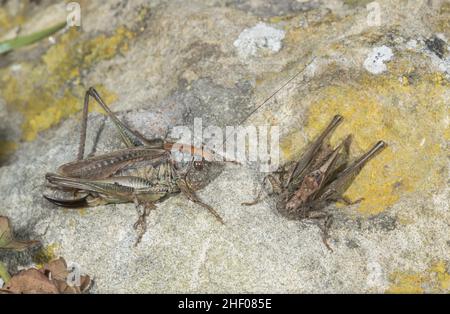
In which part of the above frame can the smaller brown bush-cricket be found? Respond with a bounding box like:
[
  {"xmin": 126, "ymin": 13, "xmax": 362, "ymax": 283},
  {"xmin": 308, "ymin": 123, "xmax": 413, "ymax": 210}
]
[{"xmin": 243, "ymin": 115, "xmax": 387, "ymax": 250}]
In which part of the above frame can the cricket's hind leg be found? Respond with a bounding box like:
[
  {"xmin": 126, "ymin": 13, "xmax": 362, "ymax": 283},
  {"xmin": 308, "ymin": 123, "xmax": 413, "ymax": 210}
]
[
  {"xmin": 285, "ymin": 115, "xmax": 343, "ymax": 188},
  {"xmin": 43, "ymin": 194, "xmax": 89, "ymax": 208},
  {"xmin": 43, "ymin": 193, "xmax": 108, "ymax": 208},
  {"xmin": 86, "ymin": 117, "xmax": 106, "ymax": 158},
  {"xmin": 77, "ymin": 87, "xmax": 163, "ymax": 161}
]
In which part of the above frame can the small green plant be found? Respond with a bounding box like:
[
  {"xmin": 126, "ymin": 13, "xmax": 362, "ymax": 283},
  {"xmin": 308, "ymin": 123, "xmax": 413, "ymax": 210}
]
[{"xmin": 0, "ymin": 21, "xmax": 66, "ymax": 55}]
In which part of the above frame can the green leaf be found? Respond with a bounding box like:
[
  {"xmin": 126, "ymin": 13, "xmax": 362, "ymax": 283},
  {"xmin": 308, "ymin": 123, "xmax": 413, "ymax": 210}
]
[
  {"xmin": 0, "ymin": 262, "xmax": 10, "ymax": 284},
  {"xmin": 0, "ymin": 21, "xmax": 67, "ymax": 55}
]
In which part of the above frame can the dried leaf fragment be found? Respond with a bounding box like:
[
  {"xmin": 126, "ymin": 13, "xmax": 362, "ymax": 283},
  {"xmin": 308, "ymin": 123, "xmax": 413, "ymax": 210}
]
[
  {"xmin": 0, "ymin": 257, "xmax": 92, "ymax": 294},
  {"xmin": 43, "ymin": 257, "xmax": 68, "ymax": 281},
  {"xmin": 2, "ymin": 268, "xmax": 59, "ymax": 294}
]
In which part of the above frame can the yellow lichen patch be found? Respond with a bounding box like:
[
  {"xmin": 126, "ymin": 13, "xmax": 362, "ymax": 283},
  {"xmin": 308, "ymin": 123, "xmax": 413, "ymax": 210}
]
[
  {"xmin": 284, "ymin": 13, "xmax": 337, "ymax": 46},
  {"xmin": 430, "ymin": 261, "xmax": 450, "ymax": 291},
  {"xmin": 0, "ymin": 7, "xmax": 25, "ymax": 33},
  {"xmin": 285, "ymin": 26, "xmax": 304, "ymax": 44},
  {"xmin": 83, "ymin": 26, "xmax": 134, "ymax": 65},
  {"xmin": 33, "ymin": 243, "xmax": 59, "ymax": 267},
  {"xmin": 387, "ymin": 260, "xmax": 450, "ymax": 293},
  {"xmin": 268, "ymin": 15, "xmax": 295, "ymax": 24},
  {"xmin": 282, "ymin": 73, "xmax": 448, "ymax": 215},
  {"xmin": 41, "ymin": 28, "xmax": 82, "ymax": 79},
  {"xmin": 0, "ymin": 26, "xmax": 131, "ymax": 142},
  {"xmin": 343, "ymin": 0, "xmax": 373, "ymax": 7},
  {"xmin": 387, "ymin": 272, "xmax": 424, "ymax": 293},
  {"xmin": 0, "ymin": 8, "xmax": 11, "ymax": 30},
  {"xmin": 0, "ymin": 140, "xmax": 17, "ymax": 160},
  {"xmin": 280, "ymin": 130, "xmax": 307, "ymax": 162},
  {"xmin": 434, "ymin": 2, "xmax": 450, "ymax": 33}
]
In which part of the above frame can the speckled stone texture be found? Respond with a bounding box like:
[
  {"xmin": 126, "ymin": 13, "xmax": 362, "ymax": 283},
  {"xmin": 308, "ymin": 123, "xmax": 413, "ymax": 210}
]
[{"xmin": 0, "ymin": 0, "xmax": 449, "ymax": 293}]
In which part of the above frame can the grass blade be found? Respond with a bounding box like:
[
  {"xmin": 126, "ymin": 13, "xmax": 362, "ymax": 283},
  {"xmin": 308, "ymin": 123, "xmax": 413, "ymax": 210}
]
[{"xmin": 0, "ymin": 21, "xmax": 67, "ymax": 55}]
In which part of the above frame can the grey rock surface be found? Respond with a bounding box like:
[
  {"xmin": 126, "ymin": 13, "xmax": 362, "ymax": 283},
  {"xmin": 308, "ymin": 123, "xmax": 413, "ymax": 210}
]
[{"xmin": 0, "ymin": 0, "xmax": 449, "ymax": 293}]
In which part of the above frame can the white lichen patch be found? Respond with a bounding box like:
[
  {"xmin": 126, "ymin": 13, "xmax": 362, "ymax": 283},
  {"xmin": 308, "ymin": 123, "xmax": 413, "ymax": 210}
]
[
  {"xmin": 233, "ymin": 22, "xmax": 285, "ymax": 59},
  {"xmin": 366, "ymin": 258, "xmax": 388, "ymax": 291},
  {"xmin": 432, "ymin": 55, "xmax": 450, "ymax": 78},
  {"xmin": 424, "ymin": 42, "xmax": 450, "ymax": 78},
  {"xmin": 363, "ymin": 46, "xmax": 394, "ymax": 74},
  {"xmin": 438, "ymin": 56, "xmax": 450, "ymax": 74},
  {"xmin": 406, "ymin": 39, "xmax": 418, "ymax": 50}
]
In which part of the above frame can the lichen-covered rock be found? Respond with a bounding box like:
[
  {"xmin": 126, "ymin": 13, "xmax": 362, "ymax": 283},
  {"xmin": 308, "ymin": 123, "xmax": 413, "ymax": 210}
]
[{"xmin": 0, "ymin": 0, "xmax": 449, "ymax": 293}]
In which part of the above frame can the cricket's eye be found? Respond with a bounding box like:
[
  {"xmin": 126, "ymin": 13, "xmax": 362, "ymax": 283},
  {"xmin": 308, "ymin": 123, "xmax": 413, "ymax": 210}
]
[{"xmin": 194, "ymin": 161, "xmax": 204, "ymax": 170}]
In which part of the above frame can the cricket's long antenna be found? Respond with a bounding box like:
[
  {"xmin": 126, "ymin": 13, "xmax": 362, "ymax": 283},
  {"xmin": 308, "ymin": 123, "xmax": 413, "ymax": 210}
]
[
  {"xmin": 236, "ymin": 56, "xmax": 316, "ymax": 127},
  {"xmin": 218, "ymin": 56, "xmax": 316, "ymax": 161}
]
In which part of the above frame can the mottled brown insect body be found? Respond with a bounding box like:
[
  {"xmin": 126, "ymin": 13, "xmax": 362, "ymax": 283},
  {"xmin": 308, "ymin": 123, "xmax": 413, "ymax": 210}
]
[
  {"xmin": 43, "ymin": 88, "xmax": 224, "ymax": 246},
  {"xmin": 244, "ymin": 115, "xmax": 387, "ymax": 250}
]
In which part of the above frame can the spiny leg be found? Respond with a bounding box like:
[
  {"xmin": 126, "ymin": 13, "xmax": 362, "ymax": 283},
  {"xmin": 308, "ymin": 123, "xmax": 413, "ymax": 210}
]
[
  {"xmin": 77, "ymin": 87, "xmax": 162, "ymax": 160},
  {"xmin": 86, "ymin": 117, "xmax": 106, "ymax": 158},
  {"xmin": 320, "ymin": 215, "xmax": 333, "ymax": 252},
  {"xmin": 77, "ymin": 89, "xmax": 90, "ymax": 160},
  {"xmin": 132, "ymin": 196, "xmax": 156, "ymax": 247},
  {"xmin": 318, "ymin": 189, "xmax": 364, "ymax": 208},
  {"xmin": 306, "ymin": 211, "xmax": 333, "ymax": 252},
  {"xmin": 89, "ymin": 88, "xmax": 158, "ymax": 147},
  {"xmin": 176, "ymin": 178, "xmax": 224, "ymax": 224}
]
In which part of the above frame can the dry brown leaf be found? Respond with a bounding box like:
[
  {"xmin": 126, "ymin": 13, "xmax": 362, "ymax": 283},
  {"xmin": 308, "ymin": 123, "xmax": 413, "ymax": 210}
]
[
  {"xmin": 54, "ymin": 279, "xmax": 79, "ymax": 294},
  {"xmin": 0, "ymin": 216, "xmax": 40, "ymax": 251},
  {"xmin": 0, "ymin": 257, "xmax": 92, "ymax": 294},
  {"xmin": 2, "ymin": 268, "xmax": 59, "ymax": 294},
  {"xmin": 79, "ymin": 275, "xmax": 92, "ymax": 293},
  {"xmin": 42, "ymin": 257, "xmax": 68, "ymax": 281}
]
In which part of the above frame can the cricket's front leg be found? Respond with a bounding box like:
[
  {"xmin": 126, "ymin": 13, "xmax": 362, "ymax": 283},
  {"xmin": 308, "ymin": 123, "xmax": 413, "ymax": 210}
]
[
  {"xmin": 176, "ymin": 178, "xmax": 224, "ymax": 224},
  {"xmin": 306, "ymin": 210, "xmax": 333, "ymax": 252}
]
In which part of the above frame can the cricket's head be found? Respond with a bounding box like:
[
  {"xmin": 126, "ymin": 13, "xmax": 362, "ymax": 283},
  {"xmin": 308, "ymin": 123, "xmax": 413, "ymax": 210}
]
[
  {"xmin": 176, "ymin": 159, "xmax": 225, "ymax": 191},
  {"xmin": 168, "ymin": 142, "xmax": 232, "ymax": 190}
]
